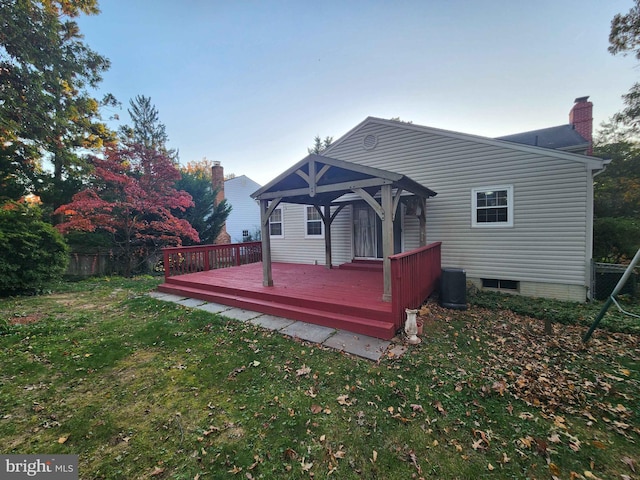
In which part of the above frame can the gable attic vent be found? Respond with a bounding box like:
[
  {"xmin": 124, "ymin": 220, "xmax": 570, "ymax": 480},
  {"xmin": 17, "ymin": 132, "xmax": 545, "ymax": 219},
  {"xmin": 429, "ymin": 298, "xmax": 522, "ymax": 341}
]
[{"xmin": 362, "ymin": 134, "xmax": 378, "ymax": 150}]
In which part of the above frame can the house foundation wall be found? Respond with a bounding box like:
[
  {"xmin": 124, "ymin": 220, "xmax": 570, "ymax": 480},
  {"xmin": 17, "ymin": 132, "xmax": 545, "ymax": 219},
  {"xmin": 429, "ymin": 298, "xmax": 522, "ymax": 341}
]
[{"xmin": 467, "ymin": 277, "xmax": 587, "ymax": 303}]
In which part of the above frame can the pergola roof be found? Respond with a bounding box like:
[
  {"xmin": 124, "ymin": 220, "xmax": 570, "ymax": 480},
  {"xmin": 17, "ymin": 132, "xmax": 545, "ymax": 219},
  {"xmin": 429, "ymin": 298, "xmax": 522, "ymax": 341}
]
[{"xmin": 251, "ymin": 154, "xmax": 437, "ymax": 205}]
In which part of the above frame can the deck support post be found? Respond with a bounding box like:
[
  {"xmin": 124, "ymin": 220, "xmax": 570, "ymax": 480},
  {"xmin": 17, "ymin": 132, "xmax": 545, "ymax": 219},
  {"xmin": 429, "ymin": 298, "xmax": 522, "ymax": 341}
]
[
  {"xmin": 382, "ymin": 184, "xmax": 393, "ymax": 302},
  {"xmin": 259, "ymin": 199, "xmax": 273, "ymax": 287}
]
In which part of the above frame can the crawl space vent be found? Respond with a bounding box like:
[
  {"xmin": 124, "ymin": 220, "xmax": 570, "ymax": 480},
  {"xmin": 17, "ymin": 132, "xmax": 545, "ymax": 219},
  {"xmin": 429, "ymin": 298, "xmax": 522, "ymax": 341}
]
[{"xmin": 362, "ymin": 134, "xmax": 378, "ymax": 150}]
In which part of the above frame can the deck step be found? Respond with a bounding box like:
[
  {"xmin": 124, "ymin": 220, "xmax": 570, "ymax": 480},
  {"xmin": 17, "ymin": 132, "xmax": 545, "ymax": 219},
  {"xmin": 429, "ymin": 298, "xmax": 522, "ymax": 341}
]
[
  {"xmin": 339, "ymin": 261, "xmax": 384, "ymax": 272},
  {"xmin": 162, "ymin": 276, "xmax": 391, "ymax": 322},
  {"xmin": 157, "ymin": 283, "xmax": 396, "ymax": 339}
]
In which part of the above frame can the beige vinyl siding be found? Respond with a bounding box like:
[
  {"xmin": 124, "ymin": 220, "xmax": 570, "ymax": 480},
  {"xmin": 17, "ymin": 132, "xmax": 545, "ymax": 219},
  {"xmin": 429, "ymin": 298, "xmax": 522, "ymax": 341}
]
[
  {"xmin": 325, "ymin": 120, "xmax": 592, "ymax": 295},
  {"xmin": 403, "ymin": 214, "xmax": 422, "ymax": 250},
  {"xmin": 331, "ymin": 205, "xmax": 353, "ymax": 265},
  {"xmin": 271, "ymin": 204, "xmax": 353, "ymax": 266}
]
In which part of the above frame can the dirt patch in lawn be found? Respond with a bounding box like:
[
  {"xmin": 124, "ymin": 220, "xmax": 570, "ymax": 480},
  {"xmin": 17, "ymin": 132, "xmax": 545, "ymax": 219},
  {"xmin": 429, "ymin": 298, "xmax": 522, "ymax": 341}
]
[{"xmin": 9, "ymin": 314, "xmax": 43, "ymax": 325}]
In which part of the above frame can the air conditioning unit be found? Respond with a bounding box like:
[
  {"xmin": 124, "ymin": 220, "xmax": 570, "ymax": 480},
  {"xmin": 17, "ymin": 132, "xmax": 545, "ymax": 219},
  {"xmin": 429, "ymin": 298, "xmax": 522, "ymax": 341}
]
[{"xmin": 440, "ymin": 268, "xmax": 467, "ymax": 310}]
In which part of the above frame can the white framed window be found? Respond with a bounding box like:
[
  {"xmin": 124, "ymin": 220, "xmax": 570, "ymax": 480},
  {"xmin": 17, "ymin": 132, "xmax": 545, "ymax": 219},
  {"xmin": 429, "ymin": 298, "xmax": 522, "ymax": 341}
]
[
  {"xmin": 304, "ymin": 205, "xmax": 324, "ymax": 238},
  {"xmin": 472, "ymin": 185, "xmax": 513, "ymax": 228},
  {"xmin": 269, "ymin": 207, "xmax": 284, "ymax": 238}
]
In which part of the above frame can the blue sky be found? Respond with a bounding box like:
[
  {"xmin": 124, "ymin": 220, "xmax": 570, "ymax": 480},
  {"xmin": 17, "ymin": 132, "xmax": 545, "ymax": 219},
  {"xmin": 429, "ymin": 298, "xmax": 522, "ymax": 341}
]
[{"xmin": 78, "ymin": 1, "xmax": 638, "ymax": 185}]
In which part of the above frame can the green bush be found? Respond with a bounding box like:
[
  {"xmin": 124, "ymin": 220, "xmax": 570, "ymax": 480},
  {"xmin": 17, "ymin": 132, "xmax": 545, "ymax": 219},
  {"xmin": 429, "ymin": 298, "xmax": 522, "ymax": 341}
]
[
  {"xmin": 593, "ymin": 217, "xmax": 640, "ymax": 263},
  {"xmin": 0, "ymin": 202, "xmax": 69, "ymax": 295}
]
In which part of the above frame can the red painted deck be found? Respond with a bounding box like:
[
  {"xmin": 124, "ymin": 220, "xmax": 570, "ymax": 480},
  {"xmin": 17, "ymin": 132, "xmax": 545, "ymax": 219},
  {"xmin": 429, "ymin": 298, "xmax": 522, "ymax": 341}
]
[{"xmin": 157, "ymin": 262, "xmax": 396, "ymax": 339}]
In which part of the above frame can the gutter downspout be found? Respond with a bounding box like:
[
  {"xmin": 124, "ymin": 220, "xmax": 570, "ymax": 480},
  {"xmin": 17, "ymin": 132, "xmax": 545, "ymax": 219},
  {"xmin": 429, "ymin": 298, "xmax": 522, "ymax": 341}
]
[{"xmin": 585, "ymin": 159, "xmax": 611, "ymax": 300}]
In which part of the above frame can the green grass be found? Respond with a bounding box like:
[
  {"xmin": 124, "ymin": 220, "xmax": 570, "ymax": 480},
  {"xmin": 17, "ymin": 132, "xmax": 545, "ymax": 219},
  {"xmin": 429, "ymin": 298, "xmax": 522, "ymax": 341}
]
[{"xmin": 0, "ymin": 277, "xmax": 638, "ymax": 479}]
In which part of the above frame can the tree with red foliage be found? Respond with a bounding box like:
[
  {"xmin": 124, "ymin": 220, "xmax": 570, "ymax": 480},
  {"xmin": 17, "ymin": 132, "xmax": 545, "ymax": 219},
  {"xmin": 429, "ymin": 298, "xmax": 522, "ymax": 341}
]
[{"xmin": 55, "ymin": 143, "xmax": 199, "ymax": 275}]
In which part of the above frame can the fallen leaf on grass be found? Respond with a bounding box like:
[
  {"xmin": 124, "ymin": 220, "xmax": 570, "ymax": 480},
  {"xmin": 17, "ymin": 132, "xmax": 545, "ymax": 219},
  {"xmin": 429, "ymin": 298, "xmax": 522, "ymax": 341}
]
[
  {"xmin": 535, "ymin": 438, "xmax": 548, "ymax": 455},
  {"xmin": 150, "ymin": 466, "xmax": 165, "ymax": 476},
  {"xmin": 491, "ymin": 380, "xmax": 507, "ymax": 396},
  {"xmin": 283, "ymin": 448, "xmax": 298, "ymax": 460},
  {"xmin": 296, "ymin": 365, "xmax": 311, "ymax": 377},
  {"xmin": 58, "ymin": 435, "xmax": 69, "ymax": 444},
  {"xmin": 471, "ymin": 439, "xmax": 484, "ymax": 451},
  {"xmin": 407, "ymin": 451, "xmax": 422, "ymax": 474},
  {"xmin": 310, "ymin": 404, "xmax": 322, "ymax": 414},
  {"xmin": 549, "ymin": 463, "xmax": 561, "ymax": 476},
  {"xmin": 621, "ymin": 456, "xmax": 637, "ymax": 473},
  {"xmin": 518, "ymin": 436, "xmax": 533, "ymax": 449},
  {"xmin": 548, "ymin": 433, "xmax": 562, "ymax": 444},
  {"xmin": 371, "ymin": 450, "xmax": 378, "ymax": 463},
  {"xmin": 433, "ymin": 401, "xmax": 447, "ymax": 415},
  {"xmin": 613, "ymin": 420, "xmax": 630, "ymax": 430},
  {"xmin": 228, "ymin": 366, "xmax": 246, "ymax": 378}
]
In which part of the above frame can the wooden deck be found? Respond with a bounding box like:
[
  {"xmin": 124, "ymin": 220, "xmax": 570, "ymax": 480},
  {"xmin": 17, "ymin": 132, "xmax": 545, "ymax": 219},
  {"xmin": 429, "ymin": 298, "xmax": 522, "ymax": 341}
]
[{"xmin": 157, "ymin": 262, "xmax": 397, "ymax": 339}]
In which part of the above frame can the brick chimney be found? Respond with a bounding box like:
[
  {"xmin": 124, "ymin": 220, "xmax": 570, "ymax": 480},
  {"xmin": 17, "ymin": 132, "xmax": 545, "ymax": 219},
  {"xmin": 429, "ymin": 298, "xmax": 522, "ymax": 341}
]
[
  {"xmin": 569, "ymin": 96, "xmax": 593, "ymax": 155},
  {"xmin": 211, "ymin": 161, "xmax": 231, "ymax": 244}
]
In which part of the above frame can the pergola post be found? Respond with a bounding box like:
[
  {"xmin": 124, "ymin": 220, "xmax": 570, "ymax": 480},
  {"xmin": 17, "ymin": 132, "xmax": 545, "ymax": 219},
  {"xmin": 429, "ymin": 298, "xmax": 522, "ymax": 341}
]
[
  {"xmin": 419, "ymin": 196, "xmax": 427, "ymax": 247},
  {"xmin": 323, "ymin": 203, "xmax": 332, "ymax": 269},
  {"xmin": 381, "ymin": 184, "xmax": 393, "ymax": 302},
  {"xmin": 259, "ymin": 199, "xmax": 273, "ymax": 287}
]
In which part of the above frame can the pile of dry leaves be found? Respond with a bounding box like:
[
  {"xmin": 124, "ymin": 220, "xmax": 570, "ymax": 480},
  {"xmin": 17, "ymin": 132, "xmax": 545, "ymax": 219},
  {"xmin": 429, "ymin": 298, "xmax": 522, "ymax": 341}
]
[{"xmin": 419, "ymin": 303, "xmax": 640, "ymax": 437}]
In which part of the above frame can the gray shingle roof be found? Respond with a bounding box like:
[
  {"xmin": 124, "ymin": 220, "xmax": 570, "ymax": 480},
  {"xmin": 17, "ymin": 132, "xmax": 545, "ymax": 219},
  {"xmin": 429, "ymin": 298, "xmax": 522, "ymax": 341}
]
[{"xmin": 495, "ymin": 124, "xmax": 589, "ymax": 153}]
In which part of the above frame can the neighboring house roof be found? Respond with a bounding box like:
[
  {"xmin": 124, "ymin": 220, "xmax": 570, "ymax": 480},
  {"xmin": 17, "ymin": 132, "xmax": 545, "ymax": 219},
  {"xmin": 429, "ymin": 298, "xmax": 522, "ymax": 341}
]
[
  {"xmin": 225, "ymin": 174, "xmax": 260, "ymax": 187},
  {"xmin": 495, "ymin": 124, "xmax": 589, "ymax": 154}
]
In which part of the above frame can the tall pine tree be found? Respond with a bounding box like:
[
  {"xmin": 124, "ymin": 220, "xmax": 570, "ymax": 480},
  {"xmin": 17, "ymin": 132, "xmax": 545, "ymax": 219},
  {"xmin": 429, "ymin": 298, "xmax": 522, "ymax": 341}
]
[{"xmin": 0, "ymin": 0, "xmax": 114, "ymax": 207}]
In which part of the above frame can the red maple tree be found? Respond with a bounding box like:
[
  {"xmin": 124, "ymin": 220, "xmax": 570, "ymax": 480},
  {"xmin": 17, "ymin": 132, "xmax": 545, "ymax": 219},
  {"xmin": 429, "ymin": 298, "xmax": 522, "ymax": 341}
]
[{"xmin": 55, "ymin": 143, "xmax": 199, "ymax": 273}]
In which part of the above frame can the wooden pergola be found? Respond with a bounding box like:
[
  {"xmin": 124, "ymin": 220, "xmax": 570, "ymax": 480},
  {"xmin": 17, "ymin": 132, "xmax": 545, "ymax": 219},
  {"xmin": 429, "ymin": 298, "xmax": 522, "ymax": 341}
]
[{"xmin": 251, "ymin": 155, "xmax": 437, "ymax": 302}]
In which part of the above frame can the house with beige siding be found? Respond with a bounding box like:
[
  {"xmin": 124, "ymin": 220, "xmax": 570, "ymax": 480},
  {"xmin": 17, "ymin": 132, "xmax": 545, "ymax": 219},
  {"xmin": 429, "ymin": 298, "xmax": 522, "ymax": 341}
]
[{"xmin": 256, "ymin": 98, "xmax": 608, "ymax": 302}]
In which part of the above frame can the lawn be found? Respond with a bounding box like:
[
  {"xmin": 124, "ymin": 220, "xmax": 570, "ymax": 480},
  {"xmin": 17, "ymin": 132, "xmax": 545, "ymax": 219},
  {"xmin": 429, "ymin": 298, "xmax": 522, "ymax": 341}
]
[{"xmin": 0, "ymin": 276, "xmax": 638, "ymax": 480}]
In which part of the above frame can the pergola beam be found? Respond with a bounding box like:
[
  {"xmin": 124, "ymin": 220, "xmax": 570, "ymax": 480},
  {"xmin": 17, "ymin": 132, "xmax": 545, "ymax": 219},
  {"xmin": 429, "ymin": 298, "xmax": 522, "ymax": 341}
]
[
  {"xmin": 392, "ymin": 188, "xmax": 403, "ymax": 221},
  {"xmin": 352, "ymin": 187, "xmax": 385, "ymax": 220},
  {"xmin": 257, "ymin": 177, "xmax": 394, "ymax": 201}
]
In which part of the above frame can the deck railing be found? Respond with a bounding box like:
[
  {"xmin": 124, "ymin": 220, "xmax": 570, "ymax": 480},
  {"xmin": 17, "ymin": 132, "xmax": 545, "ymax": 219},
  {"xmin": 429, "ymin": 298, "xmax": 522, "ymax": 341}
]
[
  {"xmin": 390, "ymin": 242, "xmax": 442, "ymax": 330},
  {"xmin": 162, "ymin": 242, "xmax": 262, "ymax": 280}
]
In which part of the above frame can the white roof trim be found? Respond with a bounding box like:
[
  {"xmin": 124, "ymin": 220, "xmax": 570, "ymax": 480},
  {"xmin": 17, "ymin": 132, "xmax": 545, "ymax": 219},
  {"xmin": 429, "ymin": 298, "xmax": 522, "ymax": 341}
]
[{"xmin": 323, "ymin": 116, "xmax": 607, "ymax": 170}]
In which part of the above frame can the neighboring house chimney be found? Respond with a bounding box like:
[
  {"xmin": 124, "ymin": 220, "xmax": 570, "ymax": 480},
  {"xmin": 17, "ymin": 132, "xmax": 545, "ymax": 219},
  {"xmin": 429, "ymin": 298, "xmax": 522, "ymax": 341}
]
[
  {"xmin": 569, "ymin": 96, "xmax": 593, "ymax": 155},
  {"xmin": 212, "ymin": 161, "xmax": 231, "ymax": 244}
]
